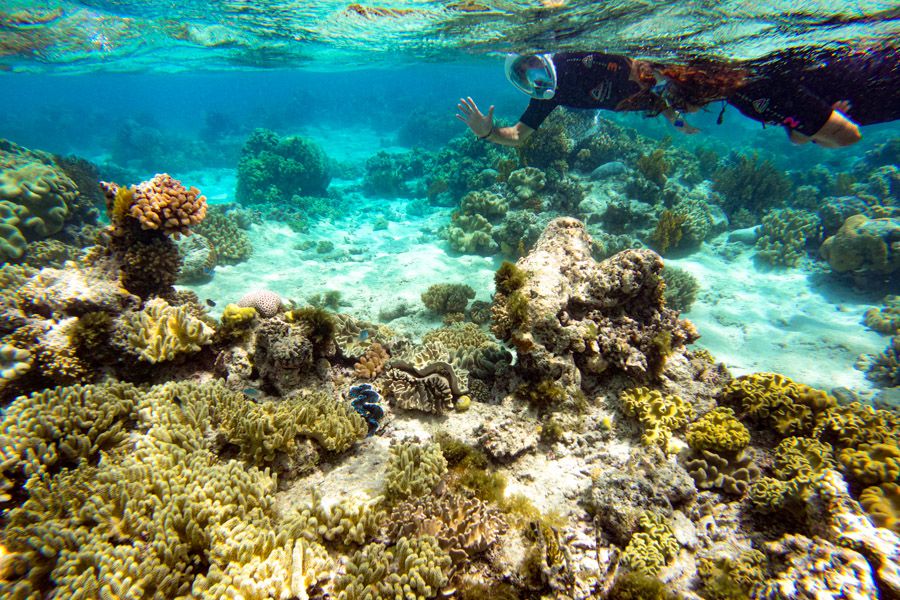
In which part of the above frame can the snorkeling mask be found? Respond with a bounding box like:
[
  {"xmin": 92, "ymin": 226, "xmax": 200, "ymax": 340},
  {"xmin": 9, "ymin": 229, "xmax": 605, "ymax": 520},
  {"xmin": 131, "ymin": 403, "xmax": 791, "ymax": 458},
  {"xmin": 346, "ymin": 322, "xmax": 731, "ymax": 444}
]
[{"xmin": 505, "ymin": 53, "xmax": 557, "ymax": 100}]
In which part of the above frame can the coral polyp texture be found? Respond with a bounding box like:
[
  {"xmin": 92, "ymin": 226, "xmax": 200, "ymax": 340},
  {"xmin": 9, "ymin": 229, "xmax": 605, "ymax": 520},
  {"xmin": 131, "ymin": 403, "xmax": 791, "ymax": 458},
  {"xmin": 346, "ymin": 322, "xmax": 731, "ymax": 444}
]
[
  {"xmin": 129, "ymin": 173, "xmax": 208, "ymax": 237},
  {"xmin": 491, "ymin": 217, "xmax": 698, "ymax": 389},
  {"xmin": 237, "ymin": 289, "xmax": 283, "ymax": 317}
]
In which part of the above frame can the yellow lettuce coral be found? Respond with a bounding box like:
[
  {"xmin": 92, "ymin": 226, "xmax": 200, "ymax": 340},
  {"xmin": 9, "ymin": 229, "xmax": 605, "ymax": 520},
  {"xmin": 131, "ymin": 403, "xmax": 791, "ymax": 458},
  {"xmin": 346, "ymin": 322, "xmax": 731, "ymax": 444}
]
[
  {"xmin": 859, "ymin": 482, "xmax": 900, "ymax": 533},
  {"xmin": 620, "ymin": 387, "xmax": 694, "ymax": 450},
  {"xmin": 119, "ymin": 297, "xmax": 214, "ymax": 363},
  {"xmin": 839, "ymin": 443, "xmax": 900, "ymax": 486},
  {"xmin": 686, "ymin": 407, "xmax": 750, "ymax": 453},
  {"xmin": 621, "ymin": 512, "xmax": 679, "ymax": 576},
  {"xmin": 722, "ymin": 372, "xmax": 834, "ymax": 437}
]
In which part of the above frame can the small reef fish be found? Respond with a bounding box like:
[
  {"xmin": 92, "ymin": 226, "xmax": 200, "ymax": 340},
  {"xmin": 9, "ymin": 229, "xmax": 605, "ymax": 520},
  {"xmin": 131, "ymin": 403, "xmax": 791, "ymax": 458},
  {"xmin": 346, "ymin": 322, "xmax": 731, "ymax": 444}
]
[
  {"xmin": 242, "ymin": 387, "xmax": 260, "ymax": 398},
  {"xmin": 359, "ymin": 329, "xmax": 370, "ymax": 341},
  {"xmin": 205, "ymin": 298, "xmax": 216, "ymax": 307}
]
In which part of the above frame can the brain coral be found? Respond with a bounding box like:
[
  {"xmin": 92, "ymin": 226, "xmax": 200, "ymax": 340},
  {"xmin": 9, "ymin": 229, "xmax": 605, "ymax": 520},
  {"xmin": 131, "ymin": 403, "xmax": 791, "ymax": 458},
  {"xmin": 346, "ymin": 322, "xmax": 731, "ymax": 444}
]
[
  {"xmin": 129, "ymin": 173, "xmax": 207, "ymax": 237},
  {"xmin": 237, "ymin": 290, "xmax": 283, "ymax": 317},
  {"xmin": 117, "ymin": 297, "xmax": 214, "ymax": 363}
]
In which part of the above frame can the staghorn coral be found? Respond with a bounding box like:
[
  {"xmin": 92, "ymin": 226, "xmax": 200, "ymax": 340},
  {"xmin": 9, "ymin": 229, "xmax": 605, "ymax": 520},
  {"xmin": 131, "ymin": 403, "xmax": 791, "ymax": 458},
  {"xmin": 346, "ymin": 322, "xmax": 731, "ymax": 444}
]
[
  {"xmin": 384, "ymin": 439, "xmax": 448, "ymax": 502},
  {"xmin": 819, "ymin": 214, "xmax": 900, "ymax": 275},
  {"xmin": 353, "ymin": 341, "xmax": 390, "ymax": 379},
  {"xmin": 128, "ymin": 173, "xmax": 207, "ymax": 237},
  {"xmin": 621, "ymin": 512, "xmax": 679, "ymax": 577},
  {"xmin": 334, "ymin": 536, "xmax": 451, "ymax": 600},
  {"xmin": 193, "ymin": 205, "xmax": 253, "ymax": 264},
  {"xmin": 422, "ymin": 283, "xmax": 476, "ymax": 315},
  {"xmin": 492, "ymin": 218, "xmax": 698, "ymax": 388},
  {"xmin": 755, "ymin": 208, "xmax": 821, "ymax": 267},
  {"xmin": 116, "ymin": 297, "xmax": 214, "ymax": 363},
  {"xmin": 684, "ymin": 449, "xmax": 761, "ymax": 496},
  {"xmin": 686, "ymin": 407, "xmax": 751, "ymax": 454},
  {"xmin": 237, "ymin": 289, "xmax": 283, "ymax": 317},
  {"xmin": 722, "ymin": 372, "xmax": 835, "ymax": 437},
  {"xmin": 859, "ymin": 483, "xmax": 900, "ymax": 533},
  {"xmin": 620, "ymin": 387, "xmax": 695, "ymax": 450},
  {"xmin": 383, "ymin": 491, "xmax": 506, "ymax": 563}
]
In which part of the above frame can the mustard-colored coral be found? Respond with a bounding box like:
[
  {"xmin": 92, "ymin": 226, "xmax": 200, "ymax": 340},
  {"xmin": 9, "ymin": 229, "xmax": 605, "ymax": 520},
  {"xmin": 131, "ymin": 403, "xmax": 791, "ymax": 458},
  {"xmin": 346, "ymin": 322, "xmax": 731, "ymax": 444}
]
[
  {"xmin": 748, "ymin": 437, "xmax": 836, "ymax": 514},
  {"xmin": 211, "ymin": 386, "xmax": 367, "ymax": 463},
  {"xmin": 813, "ymin": 402, "xmax": 900, "ymax": 449},
  {"xmin": 384, "ymin": 439, "xmax": 448, "ymax": 501},
  {"xmin": 839, "ymin": 443, "xmax": 900, "ymax": 486},
  {"xmin": 865, "ymin": 295, "xmax": 900, "ymax": 335},
  {"xmin": 0, "ymin": 344, "xmax": 31, "ymax": 389},
  {"xmin": 280, "ymin": 494, "xmax": 386, "ymax": 548},
  {"xmin": 334, "ymin": 536, "xmax": 451, "ymax": 600},
  {"xmin": 859, "ymin": 483, "xmax": 900, "ymax": 533},
  {"xmin": 722, "ymin": 372, "xmax": 834, "ymax": 437},
  {"xmin": 697, "ymin": 549, "xmax": 766, "ymax": 600},
  {"xmin": 118, "ymin": 297, "xmax": 214, "ymax": 363},
  {"xmin": 686, "ymin": 407, "xmax": 750, "ymax": 453},
  {"xmin": 221, "ymin": 303, "xmax": 257, "ymax": 328},
  {"xmin": 684, "ymin": 449, "xmax": 760, "ymax": 496},
  {"xmin": 620, "ymin": 387, "xmax": 694, "ymax": 450},
  {"xmin": 621, "ymin": 512, "xmax": 679, "ymax": 576}
]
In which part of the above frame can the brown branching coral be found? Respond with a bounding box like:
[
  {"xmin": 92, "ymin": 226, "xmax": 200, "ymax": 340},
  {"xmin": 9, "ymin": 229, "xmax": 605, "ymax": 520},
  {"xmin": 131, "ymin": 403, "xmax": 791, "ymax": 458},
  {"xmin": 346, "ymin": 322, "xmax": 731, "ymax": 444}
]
[{"xmin": 649, "ymin": 210, "xmax": 686, "ymax": 255}]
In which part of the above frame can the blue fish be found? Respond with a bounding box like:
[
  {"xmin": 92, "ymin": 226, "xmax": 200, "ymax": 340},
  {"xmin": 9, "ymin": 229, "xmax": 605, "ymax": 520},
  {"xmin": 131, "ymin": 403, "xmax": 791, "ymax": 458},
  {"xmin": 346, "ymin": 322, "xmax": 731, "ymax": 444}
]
[
  {"xmin": 359, "ymin": 329, "xmax": 370, "ymax": 341},
  {"xmin": 243, "ymin": 387, "xmax": 260, "ymax": 397}
]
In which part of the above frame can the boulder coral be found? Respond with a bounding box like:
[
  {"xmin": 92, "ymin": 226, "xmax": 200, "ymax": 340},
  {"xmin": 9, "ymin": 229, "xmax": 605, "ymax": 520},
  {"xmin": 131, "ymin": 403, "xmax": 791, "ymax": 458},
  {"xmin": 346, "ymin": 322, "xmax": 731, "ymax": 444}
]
[
  {"xmin": 819, "ymin": 214, "xmax": 900, "ymax": 275},
  {"xmin": 491, "ymin": 217, "xmax": 698, "ymax": 388},
  {"xmin": 0, "ymin": 139, "xmax": 77, "ymax": 259},
  {"xmin": 236, "ymin": 128, "xmax": 331, "ymax": 203},
  {"xmin": 128, "ymin": 173, "xmax": 207, "ymax": 237}
]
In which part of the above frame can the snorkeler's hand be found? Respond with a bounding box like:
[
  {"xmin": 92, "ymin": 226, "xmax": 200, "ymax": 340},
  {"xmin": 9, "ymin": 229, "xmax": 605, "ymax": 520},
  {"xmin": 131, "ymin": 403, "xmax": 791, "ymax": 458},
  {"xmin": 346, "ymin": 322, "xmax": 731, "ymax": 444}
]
[
  {"xmin": 832, "ymin": 100, "xmax": 852, "ymax": 115},
  {"xmin": 456, "ymin": 97, "xmax": 494, "ymax": 138}
]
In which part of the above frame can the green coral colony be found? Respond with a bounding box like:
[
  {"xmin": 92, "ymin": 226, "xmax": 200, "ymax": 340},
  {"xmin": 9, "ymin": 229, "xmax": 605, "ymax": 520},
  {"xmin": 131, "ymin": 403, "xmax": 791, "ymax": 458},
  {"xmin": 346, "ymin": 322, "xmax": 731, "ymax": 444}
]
[{"xmin": 0, "ymin": 89, "xmax": 897, "ymax": 600}]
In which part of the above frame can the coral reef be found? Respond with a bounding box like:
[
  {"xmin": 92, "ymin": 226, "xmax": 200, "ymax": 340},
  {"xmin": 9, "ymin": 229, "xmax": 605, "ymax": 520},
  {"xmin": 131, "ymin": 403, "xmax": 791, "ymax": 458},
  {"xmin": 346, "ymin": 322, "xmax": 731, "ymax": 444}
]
[
  {"xmin": 116, "ymin": 297, "xmax": 214, "ymax": 363},
  {"xmin": 755, "ymin": 208, "xmax": 820, "ymax": 267},
  {"xmin": 712, "ymin": 152, "xmax": 792, "ymax": 217},
  {"xmin": 421, "ymin": 283, "xmax": 476, "ymax": 314},
  {"xmin": 348, "ymin": 383, "xmax": 384, "ymax": 436},
  {"xmin": 865, "ymin": 295, "xmax": 900, "ymax": 335},
  {"xmin": 722, "ymin": 372, "xmax": 835, "ymax": 437},
  {"xmin": 353, "ymin": 341, "xmax": 390, "ymax": 379},
  {"xmin": 382, "ymin": 361, "xmax": 463, "ymax": 414},
  {"xmin": 620, "ymin": 512, "xmax": 679, "ymax": 576},
  {"xmin": 236, "ymin": 128, "xmax": 331, "ymax": 203},
  {"xmin": 620, "ymin": 387, "xmax": 695, "ymax": 450},
  {"xmin": 383, "ymin": 439, "xmax": 448, "ymax": 502},
  {"xmin": 859, "ymin": 336, "xmax": 900, "ymax": 387},
  {"xmin": 334, "ymin": 536, "xmax": 451, "ymax": 600},
  {"xmin": 193, "ymin": 205, "xmax": 253, "ymax": 265},
  {"xmin": 684, "ymin": 449, "xmax": 761, "ymax": 496},
  {"xmin": 686, "ymin": 407, "xmax": 750, "ymax": 454},
  {"xmin": 661, "ymin": 264, "xmax": 699, "ymax": 313},
  {"xmin": 491, "ymin": 218, "xmax": 698, "ymax": 388},
  {"xmin": 859, "ymin": 482, "xmax": 900, "ymax": 533},
  {"xmin": 175, "ymin": 232, "xmax": 217, "ymax": 282},
  {"xmin": 383, "ymin": 491, "xmax": 506, "ymax": 563}
]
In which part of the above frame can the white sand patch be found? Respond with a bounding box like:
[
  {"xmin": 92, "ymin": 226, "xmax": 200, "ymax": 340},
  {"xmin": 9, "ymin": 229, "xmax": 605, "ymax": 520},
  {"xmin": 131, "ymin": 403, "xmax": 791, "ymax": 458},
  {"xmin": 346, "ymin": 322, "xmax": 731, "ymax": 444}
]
[{"xmin": 669, "ymin": 240, "xmax": 886, "ymax": 392}]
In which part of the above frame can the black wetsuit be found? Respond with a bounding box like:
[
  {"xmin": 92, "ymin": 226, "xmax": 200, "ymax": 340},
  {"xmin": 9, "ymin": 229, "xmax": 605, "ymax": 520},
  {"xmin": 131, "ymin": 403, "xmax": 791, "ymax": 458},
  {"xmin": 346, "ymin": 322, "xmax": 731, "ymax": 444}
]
[
  {"xmin": 727, "ymin": 46, "xmax": 900, "ymax": 136},
  {"xmin": 518, "ymin": 52, "xmax": 642, "ymax": 130}
]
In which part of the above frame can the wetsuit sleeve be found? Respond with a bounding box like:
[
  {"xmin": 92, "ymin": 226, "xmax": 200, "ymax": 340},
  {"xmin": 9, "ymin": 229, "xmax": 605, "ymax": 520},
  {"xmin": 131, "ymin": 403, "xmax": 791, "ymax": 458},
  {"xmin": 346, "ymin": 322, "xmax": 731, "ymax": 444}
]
[
  {"xmin": 730, "ymin": 77, "xmax": 833, "ymax": 136},
  {"xmin": 518, "ymin": 98, "xmax": 558, "ymax": 130}
]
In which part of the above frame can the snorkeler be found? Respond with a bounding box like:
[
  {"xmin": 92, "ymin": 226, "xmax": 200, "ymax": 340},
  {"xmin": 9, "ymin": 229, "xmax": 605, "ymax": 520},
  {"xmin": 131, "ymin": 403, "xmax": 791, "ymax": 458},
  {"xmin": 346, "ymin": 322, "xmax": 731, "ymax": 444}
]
[
  {"xmin": 456, "ymin": 52, "xmax": 698, "ymax": 148},
  {"xmin": 656, "ymin": 45, "xmax": 900, "ymax": 148}
]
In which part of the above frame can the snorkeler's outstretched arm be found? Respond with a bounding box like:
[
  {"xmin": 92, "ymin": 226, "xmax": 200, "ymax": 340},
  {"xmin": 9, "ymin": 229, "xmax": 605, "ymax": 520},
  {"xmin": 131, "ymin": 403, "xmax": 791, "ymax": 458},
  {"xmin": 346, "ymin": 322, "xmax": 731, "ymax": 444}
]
[
  {"xmin": 787, "ymin": 110, "xmax": 861, "ymax": 147},
  {"xmin": 456, "ymin": 97, "xmax": 534, "ymax": 147}
]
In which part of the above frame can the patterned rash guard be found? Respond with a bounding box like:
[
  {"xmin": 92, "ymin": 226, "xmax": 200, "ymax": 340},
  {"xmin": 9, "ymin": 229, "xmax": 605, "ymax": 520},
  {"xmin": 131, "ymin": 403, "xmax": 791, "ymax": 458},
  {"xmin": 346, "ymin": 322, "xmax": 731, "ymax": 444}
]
[
  {"xmin": 518, "ymin": 52, "xmax": 642, "ymax": 130},
  {"xmin": 727, "ymin": 46, "xmax": 900, "ymax": 136}
]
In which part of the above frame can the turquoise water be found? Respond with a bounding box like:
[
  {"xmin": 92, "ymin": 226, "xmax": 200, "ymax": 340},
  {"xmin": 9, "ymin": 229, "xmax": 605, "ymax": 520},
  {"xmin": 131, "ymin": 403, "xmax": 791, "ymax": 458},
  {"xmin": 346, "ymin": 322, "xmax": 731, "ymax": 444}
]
[{"xmin": 0, "ymin": 1, "xmax": 898, "ymax": 599}]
